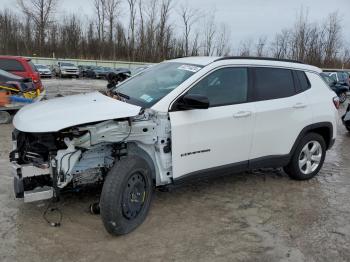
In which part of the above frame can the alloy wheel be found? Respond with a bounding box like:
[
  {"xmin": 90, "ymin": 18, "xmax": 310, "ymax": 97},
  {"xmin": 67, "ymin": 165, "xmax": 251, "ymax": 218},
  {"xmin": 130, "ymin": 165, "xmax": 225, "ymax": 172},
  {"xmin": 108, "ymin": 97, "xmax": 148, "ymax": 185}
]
[{"xmin": 298, "ymin": 140, "xmax": 322, "ymax": 175}]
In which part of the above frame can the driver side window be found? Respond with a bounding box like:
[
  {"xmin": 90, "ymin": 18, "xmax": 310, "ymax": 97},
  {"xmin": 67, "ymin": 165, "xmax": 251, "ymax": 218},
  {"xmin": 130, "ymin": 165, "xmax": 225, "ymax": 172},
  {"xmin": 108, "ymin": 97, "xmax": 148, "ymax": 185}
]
[{"xmin": 187, "ymin": 67, "xmax": 248, "ymax": 107}]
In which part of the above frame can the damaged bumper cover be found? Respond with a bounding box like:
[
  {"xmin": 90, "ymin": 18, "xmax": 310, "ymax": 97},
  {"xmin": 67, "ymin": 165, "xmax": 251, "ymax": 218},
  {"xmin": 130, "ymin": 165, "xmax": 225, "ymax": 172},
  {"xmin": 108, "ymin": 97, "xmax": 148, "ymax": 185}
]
[{"xmin": 12, "ymin": 162, "xmax": 54, "ymax": 202}]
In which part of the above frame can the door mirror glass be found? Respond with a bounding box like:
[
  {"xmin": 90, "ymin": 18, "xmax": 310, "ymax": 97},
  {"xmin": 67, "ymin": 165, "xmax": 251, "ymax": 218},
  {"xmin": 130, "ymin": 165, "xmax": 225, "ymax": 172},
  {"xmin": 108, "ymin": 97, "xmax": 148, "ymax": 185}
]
[{"xmin": 175, "ymin": 94, "xmax": 209, "ymax": 110}]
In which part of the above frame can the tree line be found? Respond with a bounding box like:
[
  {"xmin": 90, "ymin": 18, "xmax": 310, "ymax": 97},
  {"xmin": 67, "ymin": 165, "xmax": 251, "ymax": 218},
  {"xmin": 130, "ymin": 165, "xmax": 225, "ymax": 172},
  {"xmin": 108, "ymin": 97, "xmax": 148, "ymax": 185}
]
[{"xmin": 0, "ymin": 0, "xmax": 349, "ymax": 68}]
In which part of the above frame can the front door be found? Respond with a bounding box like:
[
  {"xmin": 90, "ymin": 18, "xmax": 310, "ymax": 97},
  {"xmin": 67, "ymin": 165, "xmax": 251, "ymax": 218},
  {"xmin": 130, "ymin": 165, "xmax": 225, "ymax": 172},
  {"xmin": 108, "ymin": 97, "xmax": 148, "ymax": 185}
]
[{"xmin": 169, "ymin": 67, "xmax": 255, "ymax": 179}]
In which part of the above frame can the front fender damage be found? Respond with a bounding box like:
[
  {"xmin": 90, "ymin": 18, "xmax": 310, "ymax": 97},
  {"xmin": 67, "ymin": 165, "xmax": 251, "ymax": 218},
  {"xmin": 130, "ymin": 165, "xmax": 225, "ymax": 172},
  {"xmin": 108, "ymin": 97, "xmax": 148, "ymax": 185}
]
[{"xmin": 11, "ymin": 109, "xmax": 173, "ymax": 202}]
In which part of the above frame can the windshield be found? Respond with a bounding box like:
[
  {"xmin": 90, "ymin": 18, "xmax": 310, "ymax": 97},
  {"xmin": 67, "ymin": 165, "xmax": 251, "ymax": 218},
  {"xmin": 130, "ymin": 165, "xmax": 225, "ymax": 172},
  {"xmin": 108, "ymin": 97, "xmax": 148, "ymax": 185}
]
[
  {"xmin": 338, "ymin": 72, "xmax": 348, "ymax": 81},
  {"xmin": 35, "ymin": 64, "xmax": 46, "ymax": 69},
  {"xmin": 114, "ymin": 62, "xmax": 202, "ymax": 107},
  {"xmin": 61, "ymin": 62, "xmax": 75, "ymax": 67}
]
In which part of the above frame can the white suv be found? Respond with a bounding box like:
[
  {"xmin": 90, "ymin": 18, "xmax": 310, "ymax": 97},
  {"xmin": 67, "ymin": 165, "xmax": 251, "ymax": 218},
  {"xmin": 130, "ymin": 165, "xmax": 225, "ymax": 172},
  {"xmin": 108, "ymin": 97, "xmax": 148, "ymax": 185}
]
[
  {"xmin": 10, "ymin": 57, "xmax": 338, "ymax": 235},
  {"xmin": 53, "ymin": 62, "xmax": 79, "ymax": 78}
]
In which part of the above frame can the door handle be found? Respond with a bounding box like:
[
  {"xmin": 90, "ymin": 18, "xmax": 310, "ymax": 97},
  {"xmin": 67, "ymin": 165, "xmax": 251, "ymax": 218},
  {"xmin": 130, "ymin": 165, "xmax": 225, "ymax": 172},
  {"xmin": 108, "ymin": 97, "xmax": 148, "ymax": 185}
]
[
  {"xmin": 293, "ymin": 103, "xmax": 307, "ymax": 109},
  {"xmin": 233, "ymin": 111, "xmax": 252, "ymax": 118}
]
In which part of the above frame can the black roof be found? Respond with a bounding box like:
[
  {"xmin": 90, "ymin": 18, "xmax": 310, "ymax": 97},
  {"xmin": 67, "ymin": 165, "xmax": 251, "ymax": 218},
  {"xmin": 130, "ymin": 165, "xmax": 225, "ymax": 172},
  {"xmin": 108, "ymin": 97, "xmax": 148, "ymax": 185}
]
[{"xmin": 215, "ymin": 56, "xmax": 304, "ymax": 64}]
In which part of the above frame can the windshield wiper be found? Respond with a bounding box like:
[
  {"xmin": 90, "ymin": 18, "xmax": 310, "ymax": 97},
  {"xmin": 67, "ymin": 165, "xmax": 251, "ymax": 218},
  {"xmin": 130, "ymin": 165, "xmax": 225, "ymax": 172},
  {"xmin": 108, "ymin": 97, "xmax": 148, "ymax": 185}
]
[{"xmin": 115, "ymin": 91, "xmax": 130, "ymax": 100}]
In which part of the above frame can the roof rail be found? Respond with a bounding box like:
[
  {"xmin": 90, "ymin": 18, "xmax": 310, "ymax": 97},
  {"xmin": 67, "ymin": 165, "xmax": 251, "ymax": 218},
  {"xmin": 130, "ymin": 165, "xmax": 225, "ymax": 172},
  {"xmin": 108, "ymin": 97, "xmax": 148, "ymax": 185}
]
[{"xmin": 214, "ymin": 56, "xmax": 304, "ymax": 64}]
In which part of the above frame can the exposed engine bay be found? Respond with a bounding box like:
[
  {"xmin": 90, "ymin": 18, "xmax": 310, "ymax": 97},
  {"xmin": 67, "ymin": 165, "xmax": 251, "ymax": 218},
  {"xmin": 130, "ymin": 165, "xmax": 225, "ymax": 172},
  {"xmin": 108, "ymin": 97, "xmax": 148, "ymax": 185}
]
[{"xmin": 10, "ymin": 110, "xmax": 172, "ymax": 202}]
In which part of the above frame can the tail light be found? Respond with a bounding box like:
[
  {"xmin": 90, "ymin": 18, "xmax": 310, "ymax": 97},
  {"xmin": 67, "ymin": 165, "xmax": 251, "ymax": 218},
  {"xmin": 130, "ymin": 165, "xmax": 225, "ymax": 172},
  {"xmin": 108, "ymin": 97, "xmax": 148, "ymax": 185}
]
[
  {"xmin": 29, "ymin": 72, "xmax": 44, "ymax": 91},
  {"xmin": 29, "ymin": 73, "xmax": 39, "ymax": 83},
  {"xmin": 333, "ymin": 96, "xmax": 340, "ymax": 109}
]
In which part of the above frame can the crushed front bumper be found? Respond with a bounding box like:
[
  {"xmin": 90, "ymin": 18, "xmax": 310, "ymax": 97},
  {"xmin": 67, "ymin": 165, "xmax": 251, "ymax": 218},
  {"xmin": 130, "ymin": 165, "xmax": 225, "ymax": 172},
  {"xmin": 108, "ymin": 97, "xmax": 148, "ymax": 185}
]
[{"xmin": 12, "ymin": 162, "xmax": 54, "ymax": 202}]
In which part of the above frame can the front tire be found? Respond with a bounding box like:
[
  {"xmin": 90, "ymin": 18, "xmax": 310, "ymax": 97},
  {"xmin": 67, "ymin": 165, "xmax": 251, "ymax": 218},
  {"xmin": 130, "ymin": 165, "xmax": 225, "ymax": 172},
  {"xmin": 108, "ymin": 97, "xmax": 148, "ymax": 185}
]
[
  {"xmin": 100, "ymin": 155, "xmax": 153, "ymax": 235},
  {"xmin": 284, "ymin": 133, "xmax": 326, "ymax": 180}
]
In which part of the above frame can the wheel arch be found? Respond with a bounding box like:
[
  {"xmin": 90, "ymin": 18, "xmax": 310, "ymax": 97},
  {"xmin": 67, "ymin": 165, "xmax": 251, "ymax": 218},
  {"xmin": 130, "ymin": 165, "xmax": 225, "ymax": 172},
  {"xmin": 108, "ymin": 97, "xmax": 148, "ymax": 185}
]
[
  {"xmin": 290, "ymin": 122, "xmax": 334, "ymax": 156},
  {"xmin": 126, "ymin": 143, "xmax": 157, "ymax": 182}
]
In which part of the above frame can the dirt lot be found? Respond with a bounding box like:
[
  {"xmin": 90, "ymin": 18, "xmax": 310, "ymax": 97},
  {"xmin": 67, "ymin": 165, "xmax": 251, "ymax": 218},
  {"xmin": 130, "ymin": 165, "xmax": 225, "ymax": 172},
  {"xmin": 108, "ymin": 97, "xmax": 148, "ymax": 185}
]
[{"xmin": 1, "ymin": 78, "xmax": 350, "ymax": 262}]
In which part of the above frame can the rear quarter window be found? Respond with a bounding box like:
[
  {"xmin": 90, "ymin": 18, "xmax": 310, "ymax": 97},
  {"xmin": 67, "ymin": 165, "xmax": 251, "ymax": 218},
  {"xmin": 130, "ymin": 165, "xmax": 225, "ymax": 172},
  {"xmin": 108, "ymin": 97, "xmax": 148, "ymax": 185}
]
[
  {"xmin": 27, "ymin": 61, "xmax": 38, "ymax": 72},
  {"xmin": 294, "ymin": 70, "xmax": 311, "ymax": 92},
  {"xmin": 253, "ymin": 67, "xmax": 295, "ymax": 101},
  {"xmin": 0, "ymin": 59, "xmax": 25, "ymax": 72}
]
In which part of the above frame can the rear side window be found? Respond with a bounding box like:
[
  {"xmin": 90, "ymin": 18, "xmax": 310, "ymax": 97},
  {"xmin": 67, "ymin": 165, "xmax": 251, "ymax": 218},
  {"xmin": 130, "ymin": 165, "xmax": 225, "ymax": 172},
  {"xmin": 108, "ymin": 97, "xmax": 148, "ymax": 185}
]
[
  {"xmin": 27, "ymin": 60, "xmax": 38, "ymax": 72},
  {"xmin": 253, "ymin": 67, "xmax": 295, "ymax": 101},
  {"xmin": 0, "ymin": 59, "xmax": 25, "ymax": 72},
  {"xmin": 295, "ymin": 70, "xmax": 311, "ymax": 92}
]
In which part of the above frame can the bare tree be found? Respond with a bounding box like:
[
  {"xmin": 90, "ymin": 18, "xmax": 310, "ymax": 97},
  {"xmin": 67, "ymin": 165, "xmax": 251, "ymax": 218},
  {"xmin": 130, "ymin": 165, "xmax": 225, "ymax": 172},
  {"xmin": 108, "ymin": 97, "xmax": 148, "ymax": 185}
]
[
  {"xmin": 93, "ymin": 0, "xmax": 106, "ymax": 42},
  {"xmin": 215, "ymin": 24, "xmax": 230, "ymax": 56},
  {"xmin": 323, "ymin": 12, "xmax": 342, "ymax": 67},
  {"xmin": 190, "ymin": 31, "xmax": 200, "ymax": 56},
  {"xmin": 137, "ymin": 0, "xmax": 145, "ymax": 60},
  {"xmin": 105, "ymin": 0, "xmax": 120, "ymax": 43},
  {"xmin": 144, "ymin": 0, "xmax": 158, "ymax": 60},
  {"xmin": 271, "ymin": 29, "xmax": 291, "ymax": 59},
  {"xmin": 290, "ymin": 8, "xmax": 310, "ymax": 61},
  {"xmin": 203, "ymin": 13, "xmax": 216, "ymax": 56},
  {"xmin": 178, "ymin": 4, "xmax": 199, "ymax": 56},
  {"xmin": 238, "ymin": 39, "xmax": 253, "ymax": 56},
  {"xmin": 17, "ymin": 0, "xmax": 57, "ymax": 55},
  {"xmin": 59, "ymin": 14, "xmax": 82, "ymax": 58},
  {"xmin": 127, "ymin": 0, "xmax": 137, "ymax": 60},
  {"xmin": 105, "ymin": 0, "xmax": 121, "ymax": 59},
  {"xmin": 2, "ymin": 2, "xmax": 348, "ymax": 67},
  {"xmin": 255, "ymin": 36, "xmax": 267, "ymax": 57},
  {"xmin": 157, "ymin": 0, "xmax": 172, "ymax": 60}
]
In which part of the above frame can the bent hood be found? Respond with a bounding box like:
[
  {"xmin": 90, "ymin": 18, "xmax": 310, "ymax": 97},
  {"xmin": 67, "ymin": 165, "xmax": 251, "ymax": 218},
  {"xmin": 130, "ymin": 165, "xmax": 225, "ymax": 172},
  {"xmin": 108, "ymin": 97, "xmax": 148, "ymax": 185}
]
[{"xmin": 13, "ymin": 92, "xmax": 141, "ymax": 133}]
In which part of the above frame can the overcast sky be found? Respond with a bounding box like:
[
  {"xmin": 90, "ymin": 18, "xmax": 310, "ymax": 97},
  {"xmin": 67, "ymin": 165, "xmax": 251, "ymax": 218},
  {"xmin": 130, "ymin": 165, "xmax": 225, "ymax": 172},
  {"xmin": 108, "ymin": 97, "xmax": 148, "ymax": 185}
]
[{"xmin": 3, "ymin": 0, "xmax": 350, "ymax": 48}]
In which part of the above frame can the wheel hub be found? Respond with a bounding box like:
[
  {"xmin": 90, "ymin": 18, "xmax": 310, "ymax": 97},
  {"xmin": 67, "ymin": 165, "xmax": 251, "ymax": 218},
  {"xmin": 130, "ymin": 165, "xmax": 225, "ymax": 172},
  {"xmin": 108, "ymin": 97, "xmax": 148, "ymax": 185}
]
[
  {"xmin": 298, "ymin": 140, "xmax": 322, "ymax": 175},
  {"xmin": 122, "ymin": 173, "xmax": 146, "ymax": 220}
]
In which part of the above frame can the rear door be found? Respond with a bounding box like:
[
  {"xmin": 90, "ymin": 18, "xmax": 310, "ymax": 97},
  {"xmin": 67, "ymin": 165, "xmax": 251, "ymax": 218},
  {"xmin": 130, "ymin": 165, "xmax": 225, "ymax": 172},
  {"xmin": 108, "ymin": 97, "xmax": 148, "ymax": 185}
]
[
  {"xmin": 249, "ymin": 67, "xmax": 310, "ymax": 164},
  {"xmin": 170, "ymin": 67, "xmax": 255, "ymax": 179}
]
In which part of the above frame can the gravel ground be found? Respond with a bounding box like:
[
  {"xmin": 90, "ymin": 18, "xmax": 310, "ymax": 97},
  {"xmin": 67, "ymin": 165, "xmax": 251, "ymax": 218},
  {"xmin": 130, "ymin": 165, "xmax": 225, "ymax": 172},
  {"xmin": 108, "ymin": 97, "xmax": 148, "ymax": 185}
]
[{"xmin": 1, "ymin": 78, "xmax": 350, "ymax": 262}]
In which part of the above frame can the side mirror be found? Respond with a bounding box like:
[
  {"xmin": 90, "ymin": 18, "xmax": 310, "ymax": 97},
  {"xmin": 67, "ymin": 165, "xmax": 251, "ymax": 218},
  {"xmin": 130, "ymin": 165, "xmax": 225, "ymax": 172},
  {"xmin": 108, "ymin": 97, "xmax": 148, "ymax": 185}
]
[{"xmin": 174, "ymin": 94, "xmax": 209, "ymax": 110}]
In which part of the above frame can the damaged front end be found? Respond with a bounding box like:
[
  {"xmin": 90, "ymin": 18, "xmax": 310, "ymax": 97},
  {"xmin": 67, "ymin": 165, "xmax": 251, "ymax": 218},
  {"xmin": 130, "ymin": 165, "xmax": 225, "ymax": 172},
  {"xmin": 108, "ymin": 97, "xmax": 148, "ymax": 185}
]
[{"xmin": 10, "ymin": 110, "xmax": 172, "ymax": 202}]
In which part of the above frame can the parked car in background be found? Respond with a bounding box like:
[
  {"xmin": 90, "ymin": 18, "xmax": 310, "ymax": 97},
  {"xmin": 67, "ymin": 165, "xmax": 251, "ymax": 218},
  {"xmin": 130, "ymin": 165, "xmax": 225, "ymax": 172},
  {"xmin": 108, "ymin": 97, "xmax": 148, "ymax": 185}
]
[
  {"xmin": 35, "ymin": 64, "xmax": 52, "ymax": 78},
  {"xmin": 323, "ymin": 71, "xmax": 350, "ymax": 87},
  {"xmin": 106, "ymin": 68, "xmax": 132, "ymax": 89},
  {"xmin": 53, "ymin": 62, "xmax": 79, "ymax": 78},
  {"xmin": 0, "ymin": 69, "xmax": 36, "ymax": 93},
  {"xmin": 0, "ymin": 69, "xmax": 44, "ymax": 124},
  {"xmin": 0, "ymin": 56, "xmax": 43, "ymax": 92},
  {"xmin": 78, "ymin": 65, "xmax": 93, "ymax": 77},
  {"xmin": 321, "ymin": 72, "xmax": 349, "ymax": 103},
  {"xmin": 85, "ymin": 66, "xmax": 108, "ymax": 79},
  {"xmin": 114, "ymin": 67, "xmax": 131, "ymax": 74}
]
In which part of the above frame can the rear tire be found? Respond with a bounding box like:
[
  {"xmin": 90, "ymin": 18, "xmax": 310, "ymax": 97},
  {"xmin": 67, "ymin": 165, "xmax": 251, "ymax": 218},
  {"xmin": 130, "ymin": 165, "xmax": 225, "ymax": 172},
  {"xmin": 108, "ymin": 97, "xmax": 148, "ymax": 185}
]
[
  {"xmin": 100, "ymin": 155, "xmax": 153, "ymax": 235},
  {"xmin": 284, "ymin": 133, "xmax": 326, "ymax": 180}
]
